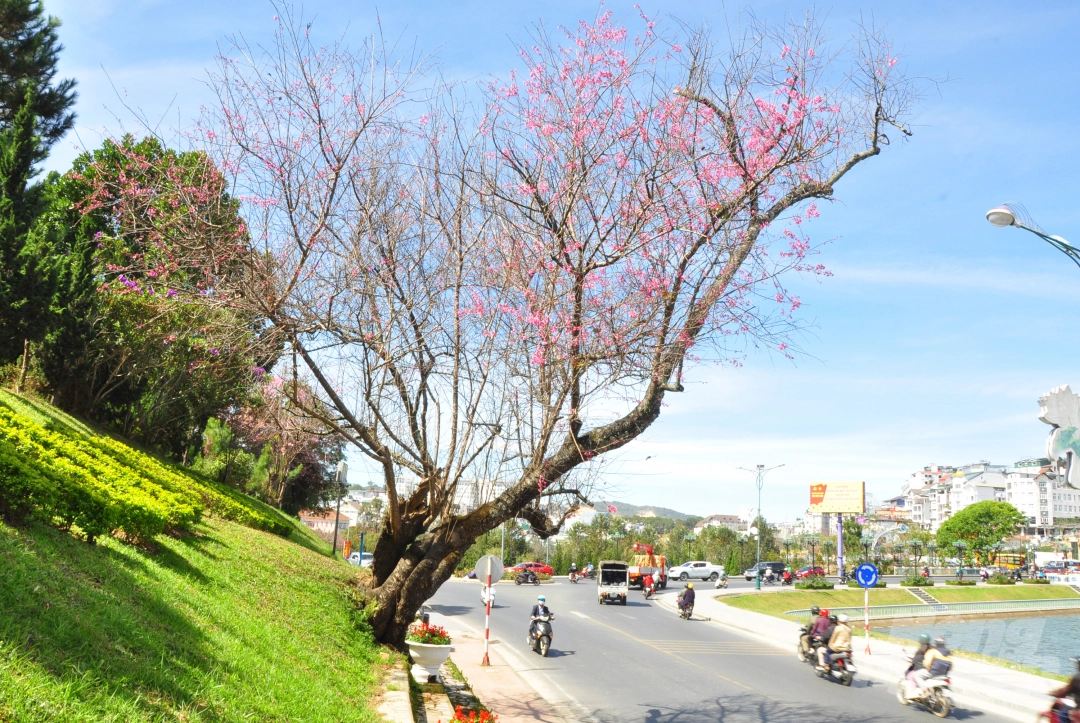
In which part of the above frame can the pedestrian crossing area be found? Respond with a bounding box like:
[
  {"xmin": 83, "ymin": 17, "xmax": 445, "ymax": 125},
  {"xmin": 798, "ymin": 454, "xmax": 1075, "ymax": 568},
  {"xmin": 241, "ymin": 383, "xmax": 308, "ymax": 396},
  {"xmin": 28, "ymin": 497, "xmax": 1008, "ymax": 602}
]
[{"xmin": 642, "ymin": 640, "xmax": 789, "ymax": 656}]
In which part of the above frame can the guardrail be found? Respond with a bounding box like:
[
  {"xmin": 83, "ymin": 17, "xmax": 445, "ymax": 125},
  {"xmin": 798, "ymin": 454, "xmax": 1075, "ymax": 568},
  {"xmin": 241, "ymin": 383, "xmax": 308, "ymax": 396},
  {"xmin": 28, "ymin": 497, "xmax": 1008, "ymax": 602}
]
[{"xmin": 784, "ymin": 598, "xmax": 1080, "ymax": 621}]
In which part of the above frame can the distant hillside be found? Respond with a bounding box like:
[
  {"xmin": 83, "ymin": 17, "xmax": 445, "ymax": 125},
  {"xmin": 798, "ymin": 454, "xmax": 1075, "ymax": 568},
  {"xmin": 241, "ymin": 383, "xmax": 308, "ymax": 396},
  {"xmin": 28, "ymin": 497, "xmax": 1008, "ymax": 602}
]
[{"xmin": 599, "ymin": 500, "xmax": 693, "ymax": 521}]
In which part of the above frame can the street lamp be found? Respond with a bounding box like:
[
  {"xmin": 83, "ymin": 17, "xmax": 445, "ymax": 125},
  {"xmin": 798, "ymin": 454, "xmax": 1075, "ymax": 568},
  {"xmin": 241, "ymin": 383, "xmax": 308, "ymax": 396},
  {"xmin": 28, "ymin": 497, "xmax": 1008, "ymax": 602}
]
[
  {"xmin": 806, "ymin": 535, "xmax": 819, "ymax": 571},
  {"xmin": 954, "ymin": 541, "xmax": 968, "ymax": 579},
  {"xmin": 861, "ymin": 535, "xmax": 872, "ymax": 563},
  {"xmin": 612, "ymin": 532, "xmax": 624, "ymax": 560},
  {"xmin": 986, "ymin": 203, "xmax": 1079, "ymax": 269},
  {"xmin": 739, "ymin": 463, "xmax": 785, "ymax": 590},
  {"xmin": 927, "ymin": 541, "xmax": 937, "ymax": 570}
]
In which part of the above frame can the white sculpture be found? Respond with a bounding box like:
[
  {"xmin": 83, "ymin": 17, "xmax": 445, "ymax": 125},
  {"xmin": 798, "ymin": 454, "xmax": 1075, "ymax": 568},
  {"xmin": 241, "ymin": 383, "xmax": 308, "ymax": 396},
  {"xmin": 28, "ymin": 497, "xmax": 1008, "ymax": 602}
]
[{"xmin": 1038, "ymin": 384, "xmax": 1080, "ymax": 486}]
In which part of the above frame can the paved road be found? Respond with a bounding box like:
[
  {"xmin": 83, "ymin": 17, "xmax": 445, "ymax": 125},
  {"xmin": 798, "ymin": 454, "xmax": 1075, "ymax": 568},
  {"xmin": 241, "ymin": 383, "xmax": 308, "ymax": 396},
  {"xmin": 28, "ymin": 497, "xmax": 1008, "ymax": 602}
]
[{"xmin": 428, "ymin": 579, "xmax": 1014, "ymax": 723}]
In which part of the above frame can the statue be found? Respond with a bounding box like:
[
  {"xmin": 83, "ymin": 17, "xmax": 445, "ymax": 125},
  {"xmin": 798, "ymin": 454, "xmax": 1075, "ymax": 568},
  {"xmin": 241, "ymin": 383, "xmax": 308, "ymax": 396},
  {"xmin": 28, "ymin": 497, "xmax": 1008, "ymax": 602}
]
[{"xmin": 1038, "ymin": 384, "xmax": 1080, "ymax": 486}]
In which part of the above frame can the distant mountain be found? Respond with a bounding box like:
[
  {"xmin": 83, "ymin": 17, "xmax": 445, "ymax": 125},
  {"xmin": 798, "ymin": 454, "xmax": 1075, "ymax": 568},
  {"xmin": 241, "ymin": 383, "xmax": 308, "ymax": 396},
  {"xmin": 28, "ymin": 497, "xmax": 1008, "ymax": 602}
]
[{"xmin": 598, "ymin": 500, "xmax": 694, "ymax": 521}]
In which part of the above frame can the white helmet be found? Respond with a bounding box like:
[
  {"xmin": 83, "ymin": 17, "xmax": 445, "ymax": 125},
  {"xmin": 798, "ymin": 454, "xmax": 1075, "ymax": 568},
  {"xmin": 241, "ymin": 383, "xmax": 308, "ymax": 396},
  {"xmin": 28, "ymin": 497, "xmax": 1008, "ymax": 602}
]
[{"xmin": 837, "ymin": 613, "xmax": 849, "ymax": 623}]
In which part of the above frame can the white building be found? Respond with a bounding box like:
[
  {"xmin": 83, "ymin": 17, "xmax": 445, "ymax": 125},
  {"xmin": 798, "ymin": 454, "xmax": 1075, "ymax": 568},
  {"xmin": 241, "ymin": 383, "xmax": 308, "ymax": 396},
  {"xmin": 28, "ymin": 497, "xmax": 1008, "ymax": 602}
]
[{"xmin": 694, "ymin": 514, "xmax": 743, "ymax": 534}]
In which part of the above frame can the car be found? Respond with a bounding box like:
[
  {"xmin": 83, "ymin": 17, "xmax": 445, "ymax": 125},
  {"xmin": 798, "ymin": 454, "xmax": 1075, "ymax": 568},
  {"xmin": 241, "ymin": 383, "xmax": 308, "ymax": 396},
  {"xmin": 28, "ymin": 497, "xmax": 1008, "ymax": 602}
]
[
  {"xmin": 348, "ymin": 551, "xmax": 374, "ymax": 568},
  {"xmin": 795, "ymin": 565, "xmax": 825, "ymax": 579},
  {"xmin": 510, "ymin": 561, "xmax": 553, "ymax": 576},
  {"xmin": 743, "ymin": 561, "xmax": 786, "ymax": 581},
  {"xmin": 666, "ymin": 560, "xmax": 725, "ymax": 582}
]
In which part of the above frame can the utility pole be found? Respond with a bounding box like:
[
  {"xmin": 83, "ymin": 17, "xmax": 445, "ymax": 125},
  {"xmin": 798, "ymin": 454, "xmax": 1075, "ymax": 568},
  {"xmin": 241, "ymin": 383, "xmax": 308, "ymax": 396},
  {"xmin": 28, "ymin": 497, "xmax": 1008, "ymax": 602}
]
[
  {"xmin": 331, "ymin": 461, "xmax": 348, "ymax": 557},
  {"xmin": 739, "ymin": 463, "xmax": 784, "ymax": 590}
]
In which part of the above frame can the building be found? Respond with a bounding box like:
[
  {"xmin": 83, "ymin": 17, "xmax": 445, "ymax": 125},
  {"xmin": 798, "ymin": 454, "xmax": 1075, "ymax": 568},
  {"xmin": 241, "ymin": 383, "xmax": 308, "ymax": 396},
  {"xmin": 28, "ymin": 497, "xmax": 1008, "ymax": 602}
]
[
  {"xmin": 694, "ymin": 514, "xmax": 743, "ymax": 534},
  {"xmin": 299, "ymin": 508, "xmax": 351, "ymax": 536}
]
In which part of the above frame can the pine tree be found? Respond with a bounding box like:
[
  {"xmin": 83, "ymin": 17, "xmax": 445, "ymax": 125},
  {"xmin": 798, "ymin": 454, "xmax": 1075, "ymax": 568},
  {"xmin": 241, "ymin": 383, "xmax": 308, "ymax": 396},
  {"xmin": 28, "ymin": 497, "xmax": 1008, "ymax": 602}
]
[
  {"xmin": 0, "ymin": 0, "xmax": 76, "ymax": 157},
  {"xmin": 0, "ymin": 89, "xmax": 55, "ymax": 366}
]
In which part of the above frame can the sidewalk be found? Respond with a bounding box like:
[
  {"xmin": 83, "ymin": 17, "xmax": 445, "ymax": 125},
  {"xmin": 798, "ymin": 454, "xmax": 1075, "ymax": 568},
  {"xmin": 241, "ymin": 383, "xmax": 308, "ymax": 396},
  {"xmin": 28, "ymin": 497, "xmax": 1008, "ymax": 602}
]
[
  {"xmin": 654, "ymin": 588, "xmax": 1060, "ymax": 722},
  {"xmin": 428, "ymin": 610, "xmax": 567, "ymax": 723}
]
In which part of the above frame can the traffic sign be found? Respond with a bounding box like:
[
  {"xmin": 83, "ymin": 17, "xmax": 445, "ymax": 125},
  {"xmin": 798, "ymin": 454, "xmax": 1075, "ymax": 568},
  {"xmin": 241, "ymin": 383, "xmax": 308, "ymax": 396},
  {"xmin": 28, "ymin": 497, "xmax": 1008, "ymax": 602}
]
[
  {"xmin": 474, "ymin": 555, "xmax": 504, "ymax": 582},
  {"xmin": 855, "ymin": 562, "xmax": 879, "ymax": 589},
  {"xmin": 899, "ymin": 524, "xmax": 908, "ymax": 533}
]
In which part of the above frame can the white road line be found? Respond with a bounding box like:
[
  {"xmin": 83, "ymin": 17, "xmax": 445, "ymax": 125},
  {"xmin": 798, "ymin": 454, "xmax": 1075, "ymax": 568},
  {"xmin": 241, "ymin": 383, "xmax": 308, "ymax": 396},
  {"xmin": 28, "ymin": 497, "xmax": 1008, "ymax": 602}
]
[{"xmin": 570, "ymin": 610, "xmax": 590, "ymax": 619}]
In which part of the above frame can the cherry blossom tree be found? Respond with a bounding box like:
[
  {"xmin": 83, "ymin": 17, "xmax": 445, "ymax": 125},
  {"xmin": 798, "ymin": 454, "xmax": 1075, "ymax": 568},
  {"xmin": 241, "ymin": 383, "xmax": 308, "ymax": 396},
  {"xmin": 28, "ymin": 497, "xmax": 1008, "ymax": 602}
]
[{"xmin": 161, "ymin": 8, "xmax": 918, "ymax": 646}]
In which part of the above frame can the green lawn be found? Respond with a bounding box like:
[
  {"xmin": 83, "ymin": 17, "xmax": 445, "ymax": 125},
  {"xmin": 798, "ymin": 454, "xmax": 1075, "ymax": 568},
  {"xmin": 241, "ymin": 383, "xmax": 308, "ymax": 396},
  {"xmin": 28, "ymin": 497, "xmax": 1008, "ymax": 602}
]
[
  {"xmin": 0, "ymin": 516, "xmax": 387, "ymax": 722},
  {"xmin": 720, "ymin": 588, "xmax": 917, "ymax": 617},
  {"xmin": 931, "ymin": 585, "xmax": 1080, "ymax": 603}
]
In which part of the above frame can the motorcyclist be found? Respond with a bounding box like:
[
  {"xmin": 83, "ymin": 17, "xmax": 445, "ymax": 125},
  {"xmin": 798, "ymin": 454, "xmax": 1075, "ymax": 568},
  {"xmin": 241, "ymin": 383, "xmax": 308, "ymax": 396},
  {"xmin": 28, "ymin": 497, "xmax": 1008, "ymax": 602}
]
[
  {"xmin": 817, "ymin": 613, "xmax": 851, "ymax": 671},
  {"xmin": 1049, "ymin": 657, "xmax": 1080, "ymax": 723},
  {"xmin": 903, "ymin": 633, "xmax": 932, "ymax": 698},
  {"xmin": 764, "ymin": 567, "xmax": 776, "ymax": 584},
  {"xmin": 677, "ymin": 582, "xmax": 696, "ymax": 611},
  {"xmin": 810, "ymin": 607, "xmax": 831, "ymax": 641},
  {"xmin": 643, "ymin": 572, "xmax": 655, "ymax": 595},
  {"xmin": 569, "ymin": 562, "xmax": 578, "ymax": 580},
  {"xmin": 800, "ymin": 606, "xmax": 822, "ymax": 655},
  {"xmin": 585, "ymin": 562, "xmax": 595, "ymax": 577},
  {"xmin": 911, "ymin": 635, "xmax": 953, "ymax": 691},
  {"xmin": 529, "ymin": 595, "xmax": 552, "ymax": 640}
]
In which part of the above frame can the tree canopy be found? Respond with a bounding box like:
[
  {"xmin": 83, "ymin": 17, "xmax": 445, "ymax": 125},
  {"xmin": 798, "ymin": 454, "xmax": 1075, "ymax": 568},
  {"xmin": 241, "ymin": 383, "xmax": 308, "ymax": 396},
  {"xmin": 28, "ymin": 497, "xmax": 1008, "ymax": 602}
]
[
  {"xmin": 0, "ymin": 0, "xmax": 76, "ymax": 155},
  {"xmin": 936, "ymin": 501, "xmax": 1026, "ymax": 556}
]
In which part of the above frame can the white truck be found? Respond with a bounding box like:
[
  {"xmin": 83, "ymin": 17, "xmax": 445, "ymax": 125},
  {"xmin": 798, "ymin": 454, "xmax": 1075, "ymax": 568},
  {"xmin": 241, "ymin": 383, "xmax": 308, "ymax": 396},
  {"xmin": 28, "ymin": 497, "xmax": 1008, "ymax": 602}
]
[{"xmin": 597, "ymin": 560, "xmax": 629, "ymax": 605}]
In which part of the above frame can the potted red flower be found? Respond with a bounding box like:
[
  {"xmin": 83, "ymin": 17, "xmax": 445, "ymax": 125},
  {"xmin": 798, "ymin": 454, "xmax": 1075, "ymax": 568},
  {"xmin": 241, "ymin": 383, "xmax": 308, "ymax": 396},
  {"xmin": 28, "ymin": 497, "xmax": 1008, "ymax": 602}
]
[{"xmin": 406, "ymin": 622, "xmax": 454, "ymax": 682}]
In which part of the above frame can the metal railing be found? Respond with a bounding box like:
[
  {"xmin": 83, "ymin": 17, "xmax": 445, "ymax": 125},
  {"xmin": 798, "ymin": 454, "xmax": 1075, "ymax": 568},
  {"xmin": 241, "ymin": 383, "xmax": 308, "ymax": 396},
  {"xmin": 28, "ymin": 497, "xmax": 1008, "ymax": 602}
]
[{"xmin": 785, "ymin": 597, "xmax": 1080, "ymax": 621}]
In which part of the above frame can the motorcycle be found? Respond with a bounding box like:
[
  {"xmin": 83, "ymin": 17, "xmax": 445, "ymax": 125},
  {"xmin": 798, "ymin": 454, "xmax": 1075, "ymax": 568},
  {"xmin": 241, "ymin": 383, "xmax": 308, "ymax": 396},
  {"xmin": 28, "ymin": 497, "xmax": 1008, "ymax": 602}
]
[
  {"xmin": 715, "ymin": 574, "xmax": 728, "ymax": 589},
  {"xmin": 896, "ymin": 672, "xmax": 952, "ymax": 718},
  {"xmin": 569, "ymin": 571, "xmax": 580, "ymax": 583},
  {"xmin": 677, "ymin": 598, "xmax": 694, "ymax": 620},
  {"xmin": 515, "ymin": 570, "xmax": 540, "ymax": 586},
  {"xmin": 816, "ymin": 650, "xmax": 857, "ymax": 686},
  {"xmin": 1039, "ymin": 697, "xmax": 1076, "ymax": 722},
  {"xmin": 528, "ymin": 613, "xmax": 555, "ymax": 657},
  {"xmin": 584, "ymin": 568, "xmax": 596, "ymax": 580},
  {"xmin": 480, "ymin": 585, "xmax": 496, "ymax": 606},
  {"xmin": 643, "ymin": 581, "xmax": 655, "ymax": 599},
  {"xmin": 782, "ymin": 572, "xmax": 794, "ymax": 586}
]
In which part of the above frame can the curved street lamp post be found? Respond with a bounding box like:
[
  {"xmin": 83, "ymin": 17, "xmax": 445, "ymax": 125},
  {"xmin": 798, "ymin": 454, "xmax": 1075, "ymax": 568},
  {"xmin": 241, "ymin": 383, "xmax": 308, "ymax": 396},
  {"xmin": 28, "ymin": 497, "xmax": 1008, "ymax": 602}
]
[
  {"xmin": 738, "ymin": 463, "xmax": 785, "ymax": 590},
  {"xmin": 986, "ymin": 204, "xmax": 1079, "ymax": 268}
]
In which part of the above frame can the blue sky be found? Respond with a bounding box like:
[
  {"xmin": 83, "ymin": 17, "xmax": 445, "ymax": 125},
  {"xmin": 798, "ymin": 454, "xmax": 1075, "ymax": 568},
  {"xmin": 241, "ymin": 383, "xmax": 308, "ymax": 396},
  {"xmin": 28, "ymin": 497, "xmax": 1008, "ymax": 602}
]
[{"xmin": 47, "ymin": 1, "xmax": 1080, "ymax": 521}]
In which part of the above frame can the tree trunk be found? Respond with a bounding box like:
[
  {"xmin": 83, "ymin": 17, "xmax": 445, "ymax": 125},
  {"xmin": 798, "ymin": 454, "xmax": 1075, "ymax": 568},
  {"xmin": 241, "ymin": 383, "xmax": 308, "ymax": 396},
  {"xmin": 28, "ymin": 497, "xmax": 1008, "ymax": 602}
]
[{"xmin": 15, "ymin": 339, "xmax": 29, "ymax": 393}]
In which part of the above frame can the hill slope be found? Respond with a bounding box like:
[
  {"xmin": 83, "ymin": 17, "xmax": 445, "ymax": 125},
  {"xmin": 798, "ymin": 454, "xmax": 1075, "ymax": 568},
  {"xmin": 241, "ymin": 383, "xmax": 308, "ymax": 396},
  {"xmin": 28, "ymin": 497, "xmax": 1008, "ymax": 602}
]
[{"xmin": 0, "ymin": 393, "xmax": 387, "ymax": 721}]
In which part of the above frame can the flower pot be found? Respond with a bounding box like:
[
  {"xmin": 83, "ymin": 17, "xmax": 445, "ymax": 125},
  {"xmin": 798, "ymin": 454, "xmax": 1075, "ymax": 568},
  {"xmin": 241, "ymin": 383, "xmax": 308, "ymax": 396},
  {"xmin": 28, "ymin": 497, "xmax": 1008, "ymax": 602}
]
[{"xmin": 407, "ymin": 641, "xmax": 454, "ymax": 682}]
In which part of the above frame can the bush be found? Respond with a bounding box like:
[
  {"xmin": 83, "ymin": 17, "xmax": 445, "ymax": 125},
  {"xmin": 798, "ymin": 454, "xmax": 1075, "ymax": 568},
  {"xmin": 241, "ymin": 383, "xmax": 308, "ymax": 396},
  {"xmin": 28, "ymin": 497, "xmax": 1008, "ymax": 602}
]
[
  {"xmin": 846, "ymin": 581, "xmax": 887, "ymax": 588},
  {"xmin": 795, "ymin": 575, "xmax": 833, "ymax": 590},
  {"xmin": 945, "ymin": 580, "xmax": 977, "ymax": 586},
  {"xmin": 0, "ymin": 394, "xmax": 290, "ymax": 543},
  {"xmin": 987, "ymin": 573, "xmax": 1016, "ymax": 585},
  {"xmin": 900, "ymin": 573, "xmax": 935, "ymax": 587},
  {"xmin": 1023, "ymin": 578, "xmax": 1051, "ymax": 585}
]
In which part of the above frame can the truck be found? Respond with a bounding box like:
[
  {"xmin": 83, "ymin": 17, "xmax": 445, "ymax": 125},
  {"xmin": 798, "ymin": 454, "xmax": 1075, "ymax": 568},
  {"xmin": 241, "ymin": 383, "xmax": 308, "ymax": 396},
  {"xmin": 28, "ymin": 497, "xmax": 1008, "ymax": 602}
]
[
  {"xmin": 597, "ymin": 560, "xmax": 629, "ymax": 605},
  {"xmin": 627, "ymin": 543, "xmax": 668, "ymax": 590}
]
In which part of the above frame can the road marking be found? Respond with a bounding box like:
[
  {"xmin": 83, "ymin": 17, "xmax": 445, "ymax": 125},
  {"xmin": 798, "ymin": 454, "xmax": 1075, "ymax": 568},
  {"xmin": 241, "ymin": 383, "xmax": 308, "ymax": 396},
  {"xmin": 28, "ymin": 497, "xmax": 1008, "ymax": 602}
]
[
  {"xmin": 617, "ymin": 613, "xmax": 637, "ymax": 619},
  {"xmin": 570, "ymin": 610, "xmax": 590, "ymax": 619}
]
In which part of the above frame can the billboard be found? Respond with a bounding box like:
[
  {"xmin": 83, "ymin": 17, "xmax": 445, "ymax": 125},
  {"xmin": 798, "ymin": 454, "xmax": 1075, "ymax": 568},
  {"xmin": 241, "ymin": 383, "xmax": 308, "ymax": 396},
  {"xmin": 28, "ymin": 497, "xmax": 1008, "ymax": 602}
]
[{"xmin": 809, "ymin": 481, "xmax": 865, "ymax": 514}]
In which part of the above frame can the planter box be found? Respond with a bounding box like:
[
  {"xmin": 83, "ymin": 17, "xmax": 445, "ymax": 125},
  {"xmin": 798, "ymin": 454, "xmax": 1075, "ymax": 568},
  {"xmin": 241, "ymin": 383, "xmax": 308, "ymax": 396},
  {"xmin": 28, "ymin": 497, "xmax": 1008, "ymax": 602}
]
[
  {"xmin": 407, "ymin": 641, "xmax": 454, "ymax": 683},
  {"xmin": 900, "ymin": 582, "xmax": 935, "ymax": 587},
  {"xmin": 846, "ymin": 582, "xmax": 887, "ymax": 588},
  {"xmin": 1023, "ymin": 579, "xmax": 1051, "ymax": 584},
  {"xmin": 945, "ymin": 580, "xmax": 977, "ymax": 586}
]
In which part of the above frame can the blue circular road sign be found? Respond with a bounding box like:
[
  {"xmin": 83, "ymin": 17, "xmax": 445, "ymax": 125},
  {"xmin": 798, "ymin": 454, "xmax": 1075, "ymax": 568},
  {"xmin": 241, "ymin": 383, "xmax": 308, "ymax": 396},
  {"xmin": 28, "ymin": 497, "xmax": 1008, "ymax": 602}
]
[{"xmin": 855, "ymin": 562, "xmax": 879, "ymax": 589}]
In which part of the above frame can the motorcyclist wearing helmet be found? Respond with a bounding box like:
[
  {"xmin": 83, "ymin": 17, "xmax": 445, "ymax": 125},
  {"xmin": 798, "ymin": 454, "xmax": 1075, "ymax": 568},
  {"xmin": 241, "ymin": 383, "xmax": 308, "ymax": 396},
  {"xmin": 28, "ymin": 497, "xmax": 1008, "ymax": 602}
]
[
  {"xmin": 903, "ymin": 634, "xmax": 932, "ymax": 698},
  {"xmin": 1049, "ymin": 657, "xmax": 1080, "ymax": 723},
  {"xmin": 800, "ymin": 606, "xmax": 821, "ymax": 654},
  {"xmin": 817, "ymin": 613, "xmax": 851, "ymax": 671},
  {"xmin": 911, "ymin": 635, "xmax": 953, "ymax": 691},
  {"xmin": 810, "ymin": 607, "xmax": 831, "ymax": 640},
  {"xmin": 530, "ymin": 595, "xmax": 552, "ymax": 639},
  {"xmin": 677, "ymin": 582, "xmax": 696, "ymax": 611}
]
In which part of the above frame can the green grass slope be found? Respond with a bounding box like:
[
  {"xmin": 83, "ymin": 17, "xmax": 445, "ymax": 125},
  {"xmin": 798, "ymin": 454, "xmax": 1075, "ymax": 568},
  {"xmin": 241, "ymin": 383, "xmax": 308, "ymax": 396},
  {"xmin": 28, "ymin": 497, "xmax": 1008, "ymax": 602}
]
[{"xmin": 0, "ymin": 516, "xmax": 387, "ymax": 722}]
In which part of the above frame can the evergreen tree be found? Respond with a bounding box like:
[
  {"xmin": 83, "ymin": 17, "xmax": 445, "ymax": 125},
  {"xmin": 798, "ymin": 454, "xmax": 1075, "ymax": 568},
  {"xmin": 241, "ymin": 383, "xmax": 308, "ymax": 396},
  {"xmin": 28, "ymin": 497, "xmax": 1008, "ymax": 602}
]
[
  {"xmin": 0, "ymin": 89, "xmax": 54, "ymax": 365},
  {"xmin": 0, "ymin": 0, "xmax": 76, "ymax": 157}
]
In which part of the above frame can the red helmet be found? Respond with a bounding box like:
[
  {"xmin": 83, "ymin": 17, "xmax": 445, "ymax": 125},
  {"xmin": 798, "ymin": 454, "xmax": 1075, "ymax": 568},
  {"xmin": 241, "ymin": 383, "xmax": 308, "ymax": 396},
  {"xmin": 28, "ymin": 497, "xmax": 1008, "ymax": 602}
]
[{"xmin": 820, "ymin": 608, "xmax": 829, "ymax": 616}]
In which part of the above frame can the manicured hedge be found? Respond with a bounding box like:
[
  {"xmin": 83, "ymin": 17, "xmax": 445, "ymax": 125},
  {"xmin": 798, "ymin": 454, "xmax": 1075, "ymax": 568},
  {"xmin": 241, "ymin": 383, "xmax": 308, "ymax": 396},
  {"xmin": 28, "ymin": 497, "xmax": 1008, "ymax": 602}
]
[
  {"xmin": 945, "ymin": 580, "xmax": 977, "ymax": 586},
  {"xmin": 0, "ymin": 397, "xmax": 289, "ymax": 543}
]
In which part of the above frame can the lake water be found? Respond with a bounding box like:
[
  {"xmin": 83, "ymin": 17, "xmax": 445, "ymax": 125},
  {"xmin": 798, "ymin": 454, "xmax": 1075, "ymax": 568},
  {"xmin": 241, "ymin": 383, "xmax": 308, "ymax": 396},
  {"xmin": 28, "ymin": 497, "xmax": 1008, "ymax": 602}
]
[{"xmin": 879, "ymin": 613, "xmax": 1080, "ymax": 676}]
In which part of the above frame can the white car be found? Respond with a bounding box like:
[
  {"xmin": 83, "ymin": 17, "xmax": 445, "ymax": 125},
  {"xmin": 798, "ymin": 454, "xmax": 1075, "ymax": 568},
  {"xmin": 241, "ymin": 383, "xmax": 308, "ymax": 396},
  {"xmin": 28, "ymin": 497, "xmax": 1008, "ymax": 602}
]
[
  {"xmin": 348, "ymin": 551, "xmax": 374, "ymax": 568},
  {"xmin": 667, "ymin": 560, "xmax": 725, "ymax": 582}
]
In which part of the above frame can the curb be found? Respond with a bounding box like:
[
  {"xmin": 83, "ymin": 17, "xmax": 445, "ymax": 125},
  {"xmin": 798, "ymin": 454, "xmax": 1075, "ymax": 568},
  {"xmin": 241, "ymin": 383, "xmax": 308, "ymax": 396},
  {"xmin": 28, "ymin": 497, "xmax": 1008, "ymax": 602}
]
[{"xmin": 376, "ymin": 661, "xmax": 413, "ymax": 723}]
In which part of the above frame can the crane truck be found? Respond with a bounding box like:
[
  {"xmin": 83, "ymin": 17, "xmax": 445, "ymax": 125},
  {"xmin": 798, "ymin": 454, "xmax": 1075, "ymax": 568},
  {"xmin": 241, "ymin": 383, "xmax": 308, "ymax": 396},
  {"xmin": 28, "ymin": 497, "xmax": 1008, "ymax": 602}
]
[{"xmin": 627, "ymin": 542, "xmax": 667, "ymax": 589}]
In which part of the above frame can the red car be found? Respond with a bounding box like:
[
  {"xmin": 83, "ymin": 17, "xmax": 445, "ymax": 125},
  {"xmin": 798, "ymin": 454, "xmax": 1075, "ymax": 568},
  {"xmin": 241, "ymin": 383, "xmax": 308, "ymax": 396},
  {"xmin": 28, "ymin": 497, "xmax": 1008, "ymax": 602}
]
[
  {"xmin": 510, "ymin": 561, "xmax": 553, "ymax": 576},
  {"xmin": 795, "ymin": 565, "xmax": 825, "ymax": 579}
]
